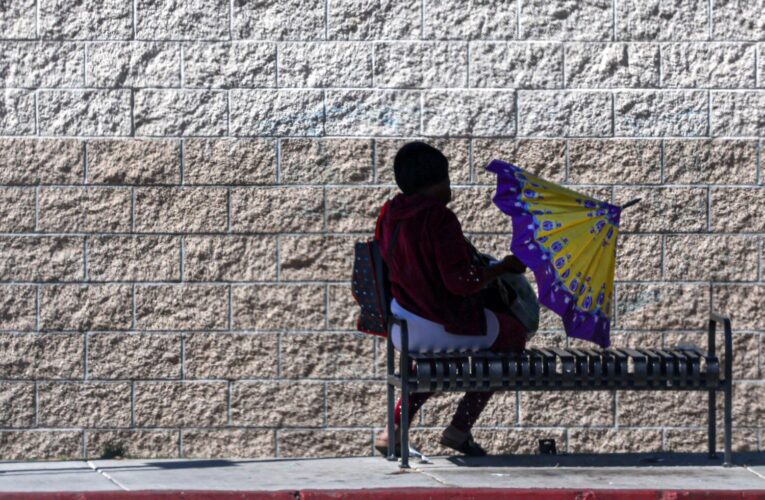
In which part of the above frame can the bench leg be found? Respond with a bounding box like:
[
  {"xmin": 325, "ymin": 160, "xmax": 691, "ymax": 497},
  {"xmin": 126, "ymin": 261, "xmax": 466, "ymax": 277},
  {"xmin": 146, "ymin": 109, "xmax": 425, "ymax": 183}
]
[
  {"xmin": 707, "ymin": 389, "xmax": 716, "ymax": 458},
  {"xmin": 399, "ymin": 384, "xmax": 410, "ymax": 469},
  {"xmin": 399, "ymin": 324, "xmax": 410, "ymax": 469},
  {"xmin": 723, "ymin": 380, "xmax": 733, "ymax": 467},
  {"xmin": 386, "ymin": 335, "xmax": 396, "ymax": 461}
]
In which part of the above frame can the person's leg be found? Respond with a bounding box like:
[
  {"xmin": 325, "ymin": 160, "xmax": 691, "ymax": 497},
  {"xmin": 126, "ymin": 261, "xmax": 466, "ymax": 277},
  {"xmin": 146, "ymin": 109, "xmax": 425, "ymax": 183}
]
[
  {"xmin": 375, "ymin": 391, "xmax": 432, "ymax": 455},
  {"xmin": 449, "ymin": 391, "xmax": 494, "ymax": 432},
  {"xmin": 394, "ymin": 392, "xmax": 432, "ymax": 427},
  {"xmin": 490, "ymin": 311, "xmax": 527, "ymax": 353},
  {"xmin": 441, "ymin": 312, "xmax": 527, "ymax": 456}
]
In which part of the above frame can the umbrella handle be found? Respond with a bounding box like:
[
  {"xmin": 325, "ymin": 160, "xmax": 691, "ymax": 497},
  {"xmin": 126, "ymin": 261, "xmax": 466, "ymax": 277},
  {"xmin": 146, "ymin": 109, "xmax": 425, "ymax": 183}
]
[{"xmin": 621, "ymin": 198, "xmax": 641, "ymax": 210}]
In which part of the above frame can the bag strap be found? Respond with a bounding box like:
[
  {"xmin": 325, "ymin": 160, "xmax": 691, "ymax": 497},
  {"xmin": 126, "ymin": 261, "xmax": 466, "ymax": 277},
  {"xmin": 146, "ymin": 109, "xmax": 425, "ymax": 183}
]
[{"xmin": 385, "ymin": 222, "xmax": 402, "ymax": 264}]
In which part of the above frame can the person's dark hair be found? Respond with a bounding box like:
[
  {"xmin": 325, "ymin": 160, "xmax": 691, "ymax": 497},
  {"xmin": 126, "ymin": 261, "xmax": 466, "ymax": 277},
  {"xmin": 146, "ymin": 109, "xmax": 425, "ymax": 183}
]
[{"xmin": 393, "ymin": 141, "xmax": 449, "ymax": 195}]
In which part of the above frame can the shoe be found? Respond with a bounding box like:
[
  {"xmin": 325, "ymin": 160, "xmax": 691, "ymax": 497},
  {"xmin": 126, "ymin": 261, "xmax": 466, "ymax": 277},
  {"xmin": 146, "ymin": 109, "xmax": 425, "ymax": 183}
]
[{"xmin": 439, "ymin": 425, "xmax": 487, "ymax": 457}]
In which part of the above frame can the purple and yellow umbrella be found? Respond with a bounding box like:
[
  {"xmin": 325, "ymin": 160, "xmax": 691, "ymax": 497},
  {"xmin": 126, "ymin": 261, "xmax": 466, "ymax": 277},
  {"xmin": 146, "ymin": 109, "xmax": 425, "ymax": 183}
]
[{"xmin": 487, "ymin": 159, "xmax": 639, "ymax": 348}]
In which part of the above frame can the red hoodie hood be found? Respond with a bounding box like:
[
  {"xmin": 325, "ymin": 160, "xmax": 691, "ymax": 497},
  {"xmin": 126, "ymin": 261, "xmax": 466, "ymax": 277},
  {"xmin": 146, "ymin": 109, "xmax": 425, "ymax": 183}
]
[{"xmin": 385, "ymin": 193, "xmax": 447, "ymax": 221}]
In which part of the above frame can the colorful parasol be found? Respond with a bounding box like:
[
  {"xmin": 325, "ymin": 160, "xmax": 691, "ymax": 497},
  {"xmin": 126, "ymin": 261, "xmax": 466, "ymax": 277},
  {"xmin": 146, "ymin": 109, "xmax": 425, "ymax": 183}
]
[{"xmin": 487, "ymin": 159, "xmax": 638, "ymax": 348}]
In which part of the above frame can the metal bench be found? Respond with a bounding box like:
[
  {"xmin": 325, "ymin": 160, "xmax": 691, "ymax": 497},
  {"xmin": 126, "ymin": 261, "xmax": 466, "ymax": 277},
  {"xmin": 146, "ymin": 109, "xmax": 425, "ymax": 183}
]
[{"xmin": 380, "ymin": 281, "xmax": 733, "ymax": 469}]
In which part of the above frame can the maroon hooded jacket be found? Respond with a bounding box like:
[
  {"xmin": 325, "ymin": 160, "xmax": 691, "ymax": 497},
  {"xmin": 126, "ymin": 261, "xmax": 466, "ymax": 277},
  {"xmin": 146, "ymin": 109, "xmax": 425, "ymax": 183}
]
[{"xmin": 375, "ymin": 193, "xmax": 487, "ymax": 337}]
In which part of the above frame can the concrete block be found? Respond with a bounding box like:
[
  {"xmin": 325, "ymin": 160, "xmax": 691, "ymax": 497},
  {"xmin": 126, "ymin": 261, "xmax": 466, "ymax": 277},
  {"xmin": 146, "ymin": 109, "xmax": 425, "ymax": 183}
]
[
  {"xmin": 38, "ymin": 382, "xmax": 131, "ymax": 427},
  {"xmin": 712, "ymin": 0, "xmax": 765, "ymax": 40},
  {"xmin": 565, "ymin": 43, "xmax": 659, "ymax": 88},
  {"xmin": 0, "ymin": 236, "xmax": 83, "ymax": 282},
  {"xmin": 87, "ymin": 139, "xmax": 180, "ymax": 185},
  {"xmin": 328, "ymin": 0, "xmax": 420, "ymax": 40},
  {"xmin": 518, "ymin": 91, "xmax": 611, "ymax": 137},
  {"xmin": 423, "ymin": 90, "xmax": 516, "ymax": 136},
  {"xmin": 615, "ymin": 0, "xmax": 708, "ymax": 41},
  {"xmin": 184, "ymin": 236, "xmax": 277, "ymax": 281},
  {"xmin": 0, "ymin": 383, "xmax": 35, "ymax": 428},
  {"xmin": 183, "ymin": 332, "xmax": 278, "ymax": 379},
  {"xmin": 711, "ymin": 91, "xmax": 765, "ymax": 136},
  {"xmin": 184, "ymin": 139, "xmax": 276, "ymax": 185},
  {"xmin": 326, "ymin": 90, "xmax": 420, "ymax": 136},
  {"xmin": 88, "ymin": 236, "xmax": 181, "ymax": 282},
  {"xmin": 375, "ymin": 42, "xmax": 467, "ymax": 88},
  {"xmin": 423, "ymin": 0, "xmax": 518, "ymax": 40},
  {"xmin": 616, "ymin": 283, "xmax": 710, "ymax": 330},
  {"xmin": 711, "ymin": 187, "xmax": 765, "ymax": 232},
  {"xmin": 0, "ymin": 139, "xmax": 83, "ymax": 185},
  {"xmin": 280, "ymin": 139, "xmax": 373, "ymax": 184},
  {"xmin": 0, "ymin": 0, "xmax": 36, "ymax": 39},
  {"xmin": 568, "ymin": 139, "xmax": 661, "ymax": 184},
  {"xmin": 280, "ymin": 333, "xmax": 375, "ymax": 379},
  {"xmin": 278, "ymin": 429, "xmax": 372, "ymax": 458},
  {"xmin": 0, "ymin": 188, "xmax": 36, "ymax": 232},
  {"xmin": 325, "ymin": 186, "xmax": 396, "ymax": 233},
  {"xmin": 184, "ymin": 42, "xmax": 276, "ymax": 88},
  {"xmin": 135, "ymin": 285, "xmax": 228, "ymax": 330},
  {"xmin": 614, "ymin": 187, "xmax": 707, "ymax": 233},
  {"xmin": 0, "ymin": 42, "xmax": 84, "ymax": 87},
  {"xmin": 279, "ymin": 42, "xmax": 373, "ymax": 87},
  {"xmin": 233, "ymin": 0, "xmax": 325, "ymax": 40},
  {"xmin": 40, "ymin": 284, "xmax": 132, "ymax": 331},
  {"xmin": 134, "ymin": 187, "xmax": 228, "ymax": 233},
  {"xmin": 88, "ymin": 333, "xmax": 181, "ymax": 379},
  {"xmin": 182, "ymin": 429, "xmax": 273, "ymax": 458},
  {"xmin": 38, "ymin": 187, "xmax": 132, "ymax": 233},
  {"xmin": 664, "ymin": 235, "xmax": 758, "ymax": 281},
  {"xmin": 521, "ymin": 0, "xmax": 612, "ymax": 41},
  {"xmin": 0, "ymin": 431, "xmax": 82, "ymax": 460},
  {"xmin": 231, "ymin": 187, "xmax": 324, "ymax": 233},
  {"xmin": 0, "ymin": 90, "xmax": 35, "ymax": 135},
  {"xmin": 471, "ymin": 42, "xmax": 561, "ymax": 89},
  {"xmin": 134, "ymin": 381, "xmax": 228, "ymax": 426},
  {"xmin": 134, "ymin": 90, "xmax": 227, "ymax": 136},
  {"xmin": 232, "ymin": 285, "xmax": 325, "ymax": 330},
  {"xmin": 230, "ymin": 90, "xmax": 324, "ymax": 136},
  {"xmin": 38, "ymin": 90, "xmax": 131, "ymax": 136},
  {"xmin": 663, "ymin": 139, "xmax": 758, "ymax": 184},
  {"xmin": 232, "ymin": 381, "xmax": 324, "ymax": 426},
  {"xmin": 39, "ymin": 0, "xmax": 132, "ymax": 40},
  {"xmin": 136, "ymin": 0, "xmax": 229, "ymax": 40},
  {"xmin": 0, "ymin": 333, "xmax": 84, "ymax": 378},
  {"xmin": 88, "ymin": 42, "xmax": 180, "ymax": 88},
  {"xmin": 615, "ymin": 91, "xmax": 708, "ymax": 136},
  {"xmin": 279, "ymin": 236, "xmax": 355, "ymax": 282},
  {"xmin": 87, "ymin": 430, "xmax": 179, "ymax": 459}
]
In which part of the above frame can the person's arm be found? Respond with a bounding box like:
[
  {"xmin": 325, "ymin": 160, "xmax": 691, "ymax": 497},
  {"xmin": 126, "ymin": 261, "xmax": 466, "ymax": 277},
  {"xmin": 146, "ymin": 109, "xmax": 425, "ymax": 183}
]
[{"xmin": 432, "ymin": 209, "xmax": 525, "ymax": 296}]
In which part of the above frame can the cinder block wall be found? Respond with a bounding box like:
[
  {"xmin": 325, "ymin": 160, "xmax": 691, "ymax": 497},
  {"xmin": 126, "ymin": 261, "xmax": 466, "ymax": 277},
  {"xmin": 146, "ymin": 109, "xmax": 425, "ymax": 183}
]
[{"xmin": 0, "ymin": 0, "xmax": 763, "ymax": 460}]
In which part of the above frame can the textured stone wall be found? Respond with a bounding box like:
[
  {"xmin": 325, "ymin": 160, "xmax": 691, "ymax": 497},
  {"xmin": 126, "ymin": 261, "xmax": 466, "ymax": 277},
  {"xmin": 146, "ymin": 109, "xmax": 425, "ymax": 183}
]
[{"xmin": 0, "ymin": 0, "xmax": 763, "ymax": 460}]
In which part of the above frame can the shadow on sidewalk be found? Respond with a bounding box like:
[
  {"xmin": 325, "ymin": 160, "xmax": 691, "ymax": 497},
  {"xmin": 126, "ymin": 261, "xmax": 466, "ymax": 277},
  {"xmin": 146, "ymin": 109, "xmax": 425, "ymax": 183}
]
[{"xmin": 446, "ymin": 452, "xmax": 765, "ymax": 468}]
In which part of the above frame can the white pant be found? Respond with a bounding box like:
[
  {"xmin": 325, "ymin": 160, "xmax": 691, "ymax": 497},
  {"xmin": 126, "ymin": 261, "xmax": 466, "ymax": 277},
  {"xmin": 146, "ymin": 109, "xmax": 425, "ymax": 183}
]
[{"xmin": 390, "ymin": 298, "xmax": 500, "ymax": 353}]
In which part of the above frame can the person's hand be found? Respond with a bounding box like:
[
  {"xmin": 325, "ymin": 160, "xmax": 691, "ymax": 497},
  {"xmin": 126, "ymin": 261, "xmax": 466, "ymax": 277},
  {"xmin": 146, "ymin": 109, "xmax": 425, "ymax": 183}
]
[{"xmin": 497, "ymin": 255, "xmax": 526, "ymax": 274}]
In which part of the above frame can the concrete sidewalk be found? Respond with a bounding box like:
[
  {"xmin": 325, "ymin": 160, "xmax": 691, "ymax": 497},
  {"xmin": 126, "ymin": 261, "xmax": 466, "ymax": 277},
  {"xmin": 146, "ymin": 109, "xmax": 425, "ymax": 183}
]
[{"xmin": 1, "ymin": 453, "xmax": 765, "ymax": 496}]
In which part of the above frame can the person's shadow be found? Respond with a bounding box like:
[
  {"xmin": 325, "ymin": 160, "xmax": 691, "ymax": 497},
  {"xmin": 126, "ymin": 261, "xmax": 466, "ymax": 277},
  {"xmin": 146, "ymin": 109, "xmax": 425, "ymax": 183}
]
[{"xmin": 446, "ymin": 452, "xmax": 765, "ymax": 468}]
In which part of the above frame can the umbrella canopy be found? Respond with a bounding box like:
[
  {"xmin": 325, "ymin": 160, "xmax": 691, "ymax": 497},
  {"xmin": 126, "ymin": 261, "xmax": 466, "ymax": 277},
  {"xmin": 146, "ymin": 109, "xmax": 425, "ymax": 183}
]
[{"xmin": 487, "ymin": 159, "xmax": 624, "ymax": 348}]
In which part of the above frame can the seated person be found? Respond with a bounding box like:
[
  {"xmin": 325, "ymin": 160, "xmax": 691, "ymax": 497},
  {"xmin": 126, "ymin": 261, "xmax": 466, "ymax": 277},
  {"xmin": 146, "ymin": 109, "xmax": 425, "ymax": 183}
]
[{"xmin": 374, "ymin": 141, "xmax": 528, "ymax": 457}]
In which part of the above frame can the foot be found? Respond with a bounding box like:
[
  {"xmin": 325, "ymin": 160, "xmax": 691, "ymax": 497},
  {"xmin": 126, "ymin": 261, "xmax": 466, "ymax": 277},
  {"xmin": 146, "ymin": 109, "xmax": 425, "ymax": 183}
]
[
  {"xmin": 374, "ymin": 427, "xmax": 400, "ymax": 457},
  {"xmin": 439, "ymin": 425, "xmax": 487, "ymax": 457}
]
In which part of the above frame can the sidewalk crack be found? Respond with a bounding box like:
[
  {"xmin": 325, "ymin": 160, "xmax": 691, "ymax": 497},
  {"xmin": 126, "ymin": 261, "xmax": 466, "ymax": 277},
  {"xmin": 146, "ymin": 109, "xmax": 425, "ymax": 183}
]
[{"xmin": 87, "ymin": 461, "xmax": 130, "ymax": 491}]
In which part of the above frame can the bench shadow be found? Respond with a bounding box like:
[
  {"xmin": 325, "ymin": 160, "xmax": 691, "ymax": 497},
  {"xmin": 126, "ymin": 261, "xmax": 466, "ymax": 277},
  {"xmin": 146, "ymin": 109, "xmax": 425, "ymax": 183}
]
[{"xmin": 446, "ymin": 452, "xmax": 765, "ymax": 468}]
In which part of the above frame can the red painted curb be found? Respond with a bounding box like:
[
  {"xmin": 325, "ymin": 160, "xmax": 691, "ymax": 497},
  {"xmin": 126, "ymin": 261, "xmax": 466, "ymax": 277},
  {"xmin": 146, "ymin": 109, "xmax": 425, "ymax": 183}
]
[
  {"xmin": 2, "ymin": 490, "xmax": 765, "ymax": 500},
  {"xmin": 299, "ymin": 489, "xmax": 765, "ymax": 500},
  {"xmin": 0, "ymin": 493, "xmax": 294, "ymax": 500}
]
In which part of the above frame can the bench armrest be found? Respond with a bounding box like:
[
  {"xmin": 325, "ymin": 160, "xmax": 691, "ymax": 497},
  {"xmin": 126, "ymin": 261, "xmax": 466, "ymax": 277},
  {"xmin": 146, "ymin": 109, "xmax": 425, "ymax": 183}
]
[{"xmin": 708, "ymin": 312, "xmax": 732, "ymax": 383}]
